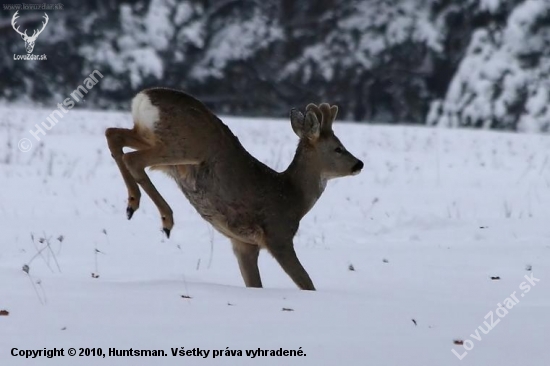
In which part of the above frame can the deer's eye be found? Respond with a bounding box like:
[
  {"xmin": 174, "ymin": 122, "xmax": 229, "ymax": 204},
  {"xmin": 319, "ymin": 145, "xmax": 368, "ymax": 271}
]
[{"xmin": 334, "ymin": 147, "xmax": 343, "ymax": 154}]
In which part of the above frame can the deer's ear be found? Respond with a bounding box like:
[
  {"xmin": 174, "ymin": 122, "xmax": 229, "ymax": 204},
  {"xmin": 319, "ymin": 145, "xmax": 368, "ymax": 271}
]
[
  {"xmin": 303, "ymin": 111, "xmax": 321, "ymax": 141},
  {"xmin": 290, "ymin": 108, "xmax": 305, "ymax": 138},
  {"xmin": 20, "ymin": 34, "xmax": 26, "ymax": 40},
  {"xmin": 290, "ymin": 109, "xmax": 320, "ymax": 141}
]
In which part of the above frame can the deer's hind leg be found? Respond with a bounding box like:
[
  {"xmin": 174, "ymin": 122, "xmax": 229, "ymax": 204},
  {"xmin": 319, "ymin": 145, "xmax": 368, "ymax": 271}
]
[
  {"xmin": 105, "ymin": 127, "xmax": 151, "ymax": 220},
  {"xmin": 121, "ymin": 145, "xmax": 200, "ymax": 237}
]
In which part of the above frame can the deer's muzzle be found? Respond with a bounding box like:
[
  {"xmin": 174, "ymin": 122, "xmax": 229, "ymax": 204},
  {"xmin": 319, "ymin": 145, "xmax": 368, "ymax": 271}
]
[{"xmin": 351, "ymin": 160, "xmax": 364, "ymax": 175}]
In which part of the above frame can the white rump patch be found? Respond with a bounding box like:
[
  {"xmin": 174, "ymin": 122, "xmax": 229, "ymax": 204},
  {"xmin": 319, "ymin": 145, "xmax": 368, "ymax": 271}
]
[{"xmin": 131, "ymin": 92, "xmax": 159, "ymax": 131}]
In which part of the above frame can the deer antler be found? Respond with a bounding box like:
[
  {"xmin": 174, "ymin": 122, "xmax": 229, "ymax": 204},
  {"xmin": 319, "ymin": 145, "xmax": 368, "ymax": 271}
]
[
  {"xmin": 11, "ymin": 11, "xmax": 48, "ymax": 41},
  {"xmin": 11, "ymin": 10, "xmax": 29, "ymax": 39},
  {"xmin": 31, "ymin": 13, "xmax": 49, "ymax": 40},
  {"xmin": 305, "ymin": 103, "xmax": 338, "ymax": 133},
  {"xmin": 319, "ymin": 103, "xmax": 338, "ymax": 132}
]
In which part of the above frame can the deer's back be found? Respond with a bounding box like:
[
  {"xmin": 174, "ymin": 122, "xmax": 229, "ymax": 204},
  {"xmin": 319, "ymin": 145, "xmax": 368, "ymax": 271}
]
[{"xmin": 140, "ymin": 87, "xmax": 239, "ymax": 154}]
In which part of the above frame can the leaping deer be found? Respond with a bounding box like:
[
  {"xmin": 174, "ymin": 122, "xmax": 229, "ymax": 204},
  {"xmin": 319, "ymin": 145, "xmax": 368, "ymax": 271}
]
[
  {"xmin": 11, "ymin": 11, "xmax": 49, "ymax": 54},
  {"xmin": 105, "ymin": 88, "xmax": 363, "ymax": 290}
]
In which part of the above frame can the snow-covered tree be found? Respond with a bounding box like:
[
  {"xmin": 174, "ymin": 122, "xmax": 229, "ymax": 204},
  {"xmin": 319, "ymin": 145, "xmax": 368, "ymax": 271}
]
[
  {"xmin": 428, "ymin": 0, "xmax": 550, "ymax": 132},
  {"xmin": 0, "ymin": 0, "xmax": 547, "ymax": 130},
  {"xmin": 280, "ymin": 0, "xmax": 443, "ymax": 122}
]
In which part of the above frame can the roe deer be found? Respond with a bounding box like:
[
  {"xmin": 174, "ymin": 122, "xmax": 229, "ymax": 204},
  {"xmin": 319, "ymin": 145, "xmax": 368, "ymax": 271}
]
[{"xmin": 105, "ymin": 88, "xmax": 363, "ymax": 290}]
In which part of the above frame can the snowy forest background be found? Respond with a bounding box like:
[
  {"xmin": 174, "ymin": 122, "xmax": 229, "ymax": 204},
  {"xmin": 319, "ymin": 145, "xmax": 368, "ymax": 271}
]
[{"xmin": 1, "ymin": 0, "xmax": 549, "ymax": 132}]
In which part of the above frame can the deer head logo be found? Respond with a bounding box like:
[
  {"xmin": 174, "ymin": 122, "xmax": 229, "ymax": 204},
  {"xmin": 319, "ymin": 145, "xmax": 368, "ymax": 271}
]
[{"xmin": 12, "ymin": 11, "xmax": 49, "ymax": 54}]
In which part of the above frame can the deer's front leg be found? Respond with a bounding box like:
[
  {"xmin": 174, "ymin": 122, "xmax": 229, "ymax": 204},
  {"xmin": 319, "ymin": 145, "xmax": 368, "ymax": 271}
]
[
  {"xmin": 266, "ymin": 237, "xmax": 315, "ymax": 291},
  {"xmin": 231, "ymin": 239, "xmax": 262, "ymax": 288}
]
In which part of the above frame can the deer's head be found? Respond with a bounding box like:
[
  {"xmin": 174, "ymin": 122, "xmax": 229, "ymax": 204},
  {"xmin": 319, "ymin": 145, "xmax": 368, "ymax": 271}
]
[
  {"xmin": 12, "ymin": 11, "xmax": 49, "ymax": 54},
  {"xmin": 290, "ymin": 103, "xmax": 363, "ymax": 179}
]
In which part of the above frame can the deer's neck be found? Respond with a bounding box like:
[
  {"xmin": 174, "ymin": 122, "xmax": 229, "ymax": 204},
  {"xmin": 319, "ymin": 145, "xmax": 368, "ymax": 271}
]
[{"xmin": 284, "ymin": 142, "xmax": 327, "ymax": 219}]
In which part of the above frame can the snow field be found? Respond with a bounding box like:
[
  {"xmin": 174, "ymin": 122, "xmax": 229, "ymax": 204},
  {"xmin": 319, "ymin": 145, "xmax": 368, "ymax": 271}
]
[{"xmin": 0, "ymin": 106, "xmax": 549, "ymax": 365}]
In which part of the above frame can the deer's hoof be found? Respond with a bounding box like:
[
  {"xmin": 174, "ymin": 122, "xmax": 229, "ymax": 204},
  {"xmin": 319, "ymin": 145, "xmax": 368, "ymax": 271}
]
[
  {"xmin": 127, "ymin": 207, "xmax": 135, "ymax": 220},
  {"xmin": 163, "ymin": 227, "xmax": 171, "ymax": 238}
]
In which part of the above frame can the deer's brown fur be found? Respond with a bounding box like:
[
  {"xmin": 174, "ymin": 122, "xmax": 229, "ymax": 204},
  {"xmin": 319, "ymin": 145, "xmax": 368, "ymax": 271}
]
[{"xmin": 105, "ymin": 87, "xmax": 363, "ymax": 290}]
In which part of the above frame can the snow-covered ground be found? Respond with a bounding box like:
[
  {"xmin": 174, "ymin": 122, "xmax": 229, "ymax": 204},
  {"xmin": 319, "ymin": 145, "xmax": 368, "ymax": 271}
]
[{"xmin": 1, "ymin": 106, "xmax": 549, "ymax": 366}]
